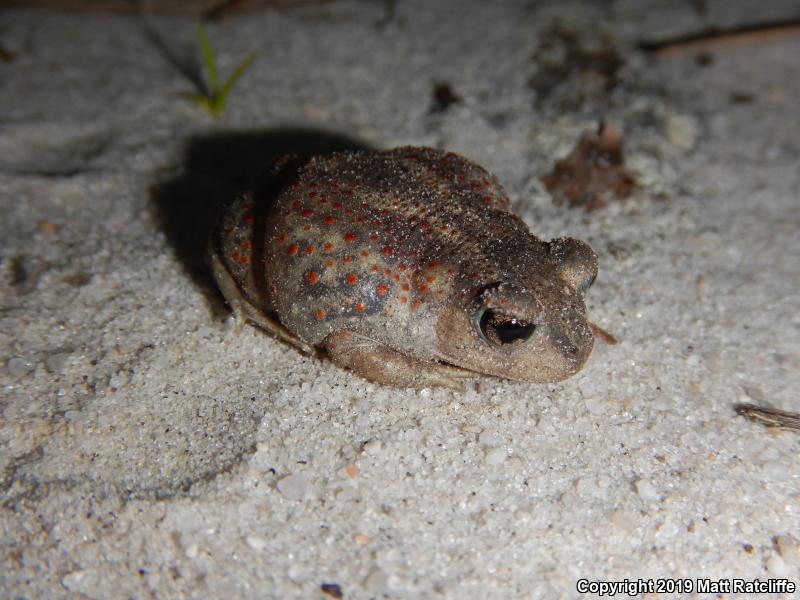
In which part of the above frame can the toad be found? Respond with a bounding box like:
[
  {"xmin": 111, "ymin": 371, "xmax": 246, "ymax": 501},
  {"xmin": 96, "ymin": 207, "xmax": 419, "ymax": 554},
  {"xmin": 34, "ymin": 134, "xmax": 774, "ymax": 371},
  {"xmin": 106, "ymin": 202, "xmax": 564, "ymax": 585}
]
[{"xmin": 209, "ymin": 147, "xmax": 597, "ymax": 390}]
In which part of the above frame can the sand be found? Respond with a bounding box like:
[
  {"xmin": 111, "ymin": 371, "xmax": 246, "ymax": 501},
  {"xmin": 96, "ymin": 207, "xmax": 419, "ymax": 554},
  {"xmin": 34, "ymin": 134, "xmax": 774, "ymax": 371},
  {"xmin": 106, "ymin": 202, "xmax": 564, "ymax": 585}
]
[{"xmin": 1, "ymin": 1, "xmax": 798, "ymax": 597}]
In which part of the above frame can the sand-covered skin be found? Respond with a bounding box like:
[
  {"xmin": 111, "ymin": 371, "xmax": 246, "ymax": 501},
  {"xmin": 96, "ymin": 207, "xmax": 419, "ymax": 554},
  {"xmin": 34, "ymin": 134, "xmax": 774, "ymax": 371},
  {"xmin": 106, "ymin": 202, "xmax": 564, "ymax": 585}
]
[{"xmin": 1, "ymin": 1, "xmax": 798, "ymax": 598}]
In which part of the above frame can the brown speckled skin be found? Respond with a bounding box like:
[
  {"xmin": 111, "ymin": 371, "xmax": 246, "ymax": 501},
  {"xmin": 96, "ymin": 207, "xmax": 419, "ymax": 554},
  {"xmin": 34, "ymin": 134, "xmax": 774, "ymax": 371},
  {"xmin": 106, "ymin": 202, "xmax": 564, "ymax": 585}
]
[{"xmin": 210, "ymin": 147, "xmax": 597, "ymax": 389}]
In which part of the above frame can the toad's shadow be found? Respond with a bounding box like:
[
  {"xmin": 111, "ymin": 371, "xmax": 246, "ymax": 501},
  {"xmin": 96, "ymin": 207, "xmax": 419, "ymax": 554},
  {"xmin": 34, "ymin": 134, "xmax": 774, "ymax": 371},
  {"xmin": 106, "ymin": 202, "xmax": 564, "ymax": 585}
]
[{"xmin": 151, "ymin": 128, "xmax": 370, "ymax": 307}]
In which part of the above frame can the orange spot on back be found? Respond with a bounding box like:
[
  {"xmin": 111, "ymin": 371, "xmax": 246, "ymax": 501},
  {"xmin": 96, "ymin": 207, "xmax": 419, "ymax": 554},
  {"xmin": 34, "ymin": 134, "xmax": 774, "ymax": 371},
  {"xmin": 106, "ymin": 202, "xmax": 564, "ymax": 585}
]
[
  {"xmin": 347, "ymin": 273, "xmax": 358, "ymax": 285},
  {"xmin": 308, "ymin": 272, "xmax": 320, "ymax": 284},
  {"xmin": 326, "ymin": 260, "xmax": 334, "ymax": 268},
  {"xmin": 287, "ymin": 244, "xmax": 299, "ymax": 256},
  {"xmin": 231, "ymin": 250, "xmax": 251, "ymax": 266},
  {"xmin": 361, "ymin": 250, "xmax": 370, "ymax": 257},
  {"xmin": 324, "ymin": 215, "xmax": 336, "ymax": 225},
  {"xmin": 355, "ymin": 302, "xmax": 366, "ymax": 312},
  {"xmin": 305, "ymin": 245, "xmax": 314, "ymax": 255},
  {"xmin": 400, "ymin": 296, "xmax": 408, "ymax": 303},
  {"xmin": 383, "ymin": 246, "xmax": 393, "ymax": 256},
  {"xmin": 302, "ymin": 209, "xmax": 314, "ymax": 218},
  {"xmin": 316, "ymin": 309, "xmax": 326, "ymax": 320},
  {"xmin": 377, "ymin": 283, "xmax": 388, "ymax": 297},
  {"xmin": 345, "ymin": 232, "xmax": 356, "ymax": 242},
  {"xmin": 343, "ymin": 255, "xmax": 352, "ymax": 263},
  {"xmin": 242, "ymin": 240, "xmax": 252, "ymax": 250}
]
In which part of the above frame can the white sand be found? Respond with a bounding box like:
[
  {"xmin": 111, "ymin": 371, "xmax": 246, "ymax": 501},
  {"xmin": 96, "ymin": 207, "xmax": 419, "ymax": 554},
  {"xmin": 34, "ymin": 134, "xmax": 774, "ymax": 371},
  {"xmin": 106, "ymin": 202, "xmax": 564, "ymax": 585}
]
[{"xmin": 1, "ymin": 1, "xmax": 798, "ymax": 597}]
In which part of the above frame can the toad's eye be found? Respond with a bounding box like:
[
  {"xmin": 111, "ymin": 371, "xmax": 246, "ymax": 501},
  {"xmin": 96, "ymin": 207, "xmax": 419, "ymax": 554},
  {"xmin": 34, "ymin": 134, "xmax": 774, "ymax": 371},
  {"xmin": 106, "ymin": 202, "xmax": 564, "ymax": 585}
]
[{"xmin": 474, "ymin": 306, "xmax": 536, "ymax": 346}]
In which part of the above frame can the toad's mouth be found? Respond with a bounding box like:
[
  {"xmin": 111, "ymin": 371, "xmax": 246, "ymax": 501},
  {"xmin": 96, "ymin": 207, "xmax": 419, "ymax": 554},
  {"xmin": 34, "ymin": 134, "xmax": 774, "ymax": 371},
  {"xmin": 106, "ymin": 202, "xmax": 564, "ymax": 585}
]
[
  {"xmin": 433, "ymin": 358, "xmax": 484, "ymax": 379},
  {"xmin": 433, "ymin": 357, "xmax": 564, "ymax": 384}
]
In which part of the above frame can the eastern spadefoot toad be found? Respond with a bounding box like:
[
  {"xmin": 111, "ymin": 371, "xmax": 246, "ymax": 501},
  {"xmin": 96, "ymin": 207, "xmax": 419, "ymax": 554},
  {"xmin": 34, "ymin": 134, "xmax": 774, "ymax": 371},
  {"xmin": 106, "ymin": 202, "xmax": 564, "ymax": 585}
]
[{"xmin": 209, "ymin": 147, "xmax": 597, "ymax": 390}]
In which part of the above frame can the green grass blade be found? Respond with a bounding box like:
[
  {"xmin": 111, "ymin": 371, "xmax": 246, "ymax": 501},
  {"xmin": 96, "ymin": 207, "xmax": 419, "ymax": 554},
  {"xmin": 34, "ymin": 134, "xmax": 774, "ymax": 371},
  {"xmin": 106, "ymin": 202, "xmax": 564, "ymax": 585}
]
[
  {"xmin": 216, "ymin": 51, "xmax": 257, "ymax": 111},
  {"xmin": 197, "ymin": 21, "xmax": 219, "ymax": 94},
  {"xmin": 181, "ymin": 92, "xmax": 215, "ymax": 113}
]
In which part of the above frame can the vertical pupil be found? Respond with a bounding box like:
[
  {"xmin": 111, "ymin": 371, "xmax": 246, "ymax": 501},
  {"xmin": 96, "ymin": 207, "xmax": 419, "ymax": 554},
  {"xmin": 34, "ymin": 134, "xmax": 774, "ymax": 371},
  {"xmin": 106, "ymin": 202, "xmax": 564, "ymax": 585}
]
[{"xmin": 478, "ymin": 308, "xmax": 535, "ymax": 345}]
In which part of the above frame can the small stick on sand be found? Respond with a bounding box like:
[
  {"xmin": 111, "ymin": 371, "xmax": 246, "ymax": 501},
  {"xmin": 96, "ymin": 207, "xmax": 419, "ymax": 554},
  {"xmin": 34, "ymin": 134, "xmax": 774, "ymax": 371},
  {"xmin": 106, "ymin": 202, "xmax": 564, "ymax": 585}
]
[
  {"xmin": 639, "ymin": 18, "xmax": 800, "ymax": 57},
  {"xmin": 735, "ymin": 404, "xmax": 800, "ymax": 432},
  {"xmin": 590, "ymin": 322, "xmax": 619, "ymax": 345}
]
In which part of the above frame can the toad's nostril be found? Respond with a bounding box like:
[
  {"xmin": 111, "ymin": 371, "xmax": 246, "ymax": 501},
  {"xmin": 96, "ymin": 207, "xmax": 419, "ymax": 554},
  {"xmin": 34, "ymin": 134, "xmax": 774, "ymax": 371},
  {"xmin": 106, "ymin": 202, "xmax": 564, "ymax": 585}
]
[{"xmin": 551, "ymin": 330, "xmax": 581, "ymax": 357}]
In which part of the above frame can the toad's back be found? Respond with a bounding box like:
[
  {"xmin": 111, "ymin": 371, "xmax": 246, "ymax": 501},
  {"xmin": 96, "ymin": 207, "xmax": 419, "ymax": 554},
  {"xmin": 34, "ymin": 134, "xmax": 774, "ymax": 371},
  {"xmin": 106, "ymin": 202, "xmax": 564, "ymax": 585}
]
[{"xmin": 219, "ymin": 146, "xmax": 522, "ymax": 352}]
